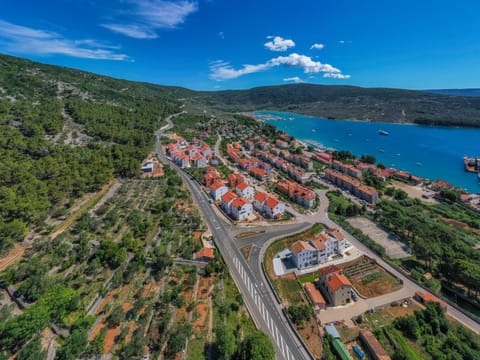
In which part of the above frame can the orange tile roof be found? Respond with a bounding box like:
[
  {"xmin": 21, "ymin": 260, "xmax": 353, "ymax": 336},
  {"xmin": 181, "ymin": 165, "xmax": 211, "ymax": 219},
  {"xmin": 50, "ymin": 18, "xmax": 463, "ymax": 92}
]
[
  {"xmin": 328, "ymin": 273, "xmax": 351, "ymax": 291},
  {"xmin": 236, "ymin": 182, "xmax": 251, "ymax": 191},
  {"xmin": 221, "ymin": 191, "xmax": 238, "ymax": 203},
  {"xmin": 265, "ymin": 197, "xmax": 279, "ymax": 209},
  {"xmin": 210, "ymin": 180, "xmax": 226, "ymax": 191},
  {"xmin": 327, "ymin": 229, "xmax": 344, "ymax": 241},
  {"xmin": 251, "ymin": 167, "xmax": 267, "ymax": 177},
  {"xmin": 292, "ymin": 240, "xmax": 315, "ymax": 254},
  {"xmin": 304, "ymin": 282, "xmax": 326, "ymax": 305},
  {"xmin": 254, "ymin": 192, "xmax": 268, "ymax": 202},
  {"xmin": 311, "ymin": 238, "xmax": 326, "ymax": 250},
  {"xmin": 232, "ymin": 197, "xmax": 250, "ymax": 208},
  {"xmin": 196, "ymin": 247, "xmax": 215, "ymax": 259},
  {"xmin": 360, "ymin": 330, "xmax": 391, "ymax": 360},
  {"xmin": 319, "ymin": 264, "xmax": 341, "ymax": 276}
]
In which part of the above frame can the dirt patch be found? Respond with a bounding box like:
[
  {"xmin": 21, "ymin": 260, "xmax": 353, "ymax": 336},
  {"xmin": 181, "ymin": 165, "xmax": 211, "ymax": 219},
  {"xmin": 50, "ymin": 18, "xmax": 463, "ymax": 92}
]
[
  {"xmin": 90, "ymin": 322, "xmax": 106, "ymax": 341},
  {"xmin": 104, "ymin": 326, "xmax": 121, "ymax": 354},
  {"xmin": 96, "ymin": 289, "xmax": 118, "ymax": 315},
  {"xmin": 125, "ymin": 321, "xmax": 136, "ymax": 344},
  {"xmin": 235, "ymin": 230, "xmax": 265, "ymax": 239},
  {"xmin": 122, "ymin": 302, "xmax": 133, "ymax": 313},
  {"xmin": 297, "ymin": 316, "xmax": 322, "ymax": 359},
  {"xmin": 441, "ymin": 217, "xmax": 480, "ymax": 233},
  {"xmin": 391, "ymin": 180, "xmax": 438, "ymax": 204},
  {"xmin": 345, "ymin": 260, "xmax": 402, "ymax": 298},
  {"xmin": 192, "ymin": 303, "xmax": 209, "ymax": 331},
  {"xmin": 241, "ymin": 245, "xmax": 252, "ymax": 260},
  {"xmin": 0, "ymin": 243, "xmax": 25, "ymax": 271},
  {"xmin": 198, "ymin": 277, "xmax": 214, "ymax": 300},
  {"xmin": 41, "ymin": 327, "xmax": 56, "ymax": 353},
  {"xmin": 141, "ymin": 282, "xmax": 152, "ymax": 299}
]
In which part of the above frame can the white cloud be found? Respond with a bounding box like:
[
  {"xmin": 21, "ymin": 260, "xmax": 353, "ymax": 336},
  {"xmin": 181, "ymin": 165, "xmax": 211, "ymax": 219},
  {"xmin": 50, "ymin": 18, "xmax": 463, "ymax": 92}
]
[
  {"xmin": 283, "ymin": 77, "xmax": 305, "ymax": 84},
  {"xmin": 323, "ymin": 72, "xmax": 351, "ymax": 79},
  {"xmin": 310, "ymin": 43, "xmax": 325, "ymax": 50},
  {"xmin": 210, "ymin": 53, "xmax": 343, "ymax": 81},
  {"xmin": 103, "ymin": 0, "xmax": 198, "ymax": 39},
  {"xmin": 264, "ymin": 36, "xmax": 295, "ymax": 52},
  {"xmin": 0, "ymin": 19, "xmax": 130, "ymax": 61}
]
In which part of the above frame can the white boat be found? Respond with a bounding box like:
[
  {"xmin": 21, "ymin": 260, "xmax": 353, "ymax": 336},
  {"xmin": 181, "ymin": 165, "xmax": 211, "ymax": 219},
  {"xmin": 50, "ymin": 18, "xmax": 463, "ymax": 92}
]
[{"xmin": 378, "ymin": 130, "xmax": 389, "ymax": 136}]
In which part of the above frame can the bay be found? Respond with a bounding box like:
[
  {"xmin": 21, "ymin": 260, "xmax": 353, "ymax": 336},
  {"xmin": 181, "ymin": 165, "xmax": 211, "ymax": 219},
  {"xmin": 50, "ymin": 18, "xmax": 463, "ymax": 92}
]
[{"xmin": 253, "ymin": 111, "xmax": 480, "ymax": 193}]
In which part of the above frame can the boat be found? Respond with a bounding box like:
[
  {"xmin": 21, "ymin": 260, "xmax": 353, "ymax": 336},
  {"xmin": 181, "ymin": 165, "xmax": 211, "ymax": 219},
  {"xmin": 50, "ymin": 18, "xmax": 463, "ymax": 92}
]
[
  {"xmin": 312, "ymin": 129, "xmax": 316, "ymax": 132},
  {"xmin": 378, "ymin": 149, "xmax": 384, "ymax": 153},
  {"xmin": 378, "ymin": 129, "xmax": 389, "ymax": 136},
  {"xmin": 416, "ymin": 162, "xmax": 422, "ymax": 166},
  {"xmin": 464, "ymin": 156, "xmax": 480, "ymax": 172}
]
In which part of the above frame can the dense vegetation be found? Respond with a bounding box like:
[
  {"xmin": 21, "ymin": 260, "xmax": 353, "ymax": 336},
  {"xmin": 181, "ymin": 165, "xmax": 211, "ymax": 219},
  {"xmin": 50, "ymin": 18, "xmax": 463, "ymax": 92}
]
[
  {"xmin": 0, "ymin": 53, "xmax": 180, "ymax": 255},
  {"xmin": 374, "ymin": 198, "xmax": 480, "ymax": 297},
  {"xmin": 193, "ymin": 83, "xmax": 480, "ymax": 127},
  {"xmin": 389, "ymin": 302, "xmax": 480, "ymax": 360}
]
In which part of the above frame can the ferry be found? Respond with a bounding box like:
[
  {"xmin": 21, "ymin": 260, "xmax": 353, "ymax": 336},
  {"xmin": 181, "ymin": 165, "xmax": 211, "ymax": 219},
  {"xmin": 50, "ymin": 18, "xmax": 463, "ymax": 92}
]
[
  {"xmin": 378, "ymin": 130, "xmax": 389, "ymax": 136},
  {"xmin": 464, "ymin": 156, "xmax": 480, "ymax": 173}
]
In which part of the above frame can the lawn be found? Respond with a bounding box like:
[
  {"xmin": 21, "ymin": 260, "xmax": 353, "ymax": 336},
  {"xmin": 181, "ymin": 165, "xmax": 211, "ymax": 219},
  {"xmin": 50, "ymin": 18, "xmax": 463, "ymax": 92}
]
[{"xmin": 272, "ymin": 274, "xmax": 304, "ymax": 307}]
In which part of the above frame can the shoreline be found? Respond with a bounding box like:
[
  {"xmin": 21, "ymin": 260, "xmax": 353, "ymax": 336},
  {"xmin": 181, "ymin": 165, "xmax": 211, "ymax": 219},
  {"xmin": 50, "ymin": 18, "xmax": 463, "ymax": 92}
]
[{"xmin": 250, "ymin": 111, "xmax": 480, "ymax": 194}]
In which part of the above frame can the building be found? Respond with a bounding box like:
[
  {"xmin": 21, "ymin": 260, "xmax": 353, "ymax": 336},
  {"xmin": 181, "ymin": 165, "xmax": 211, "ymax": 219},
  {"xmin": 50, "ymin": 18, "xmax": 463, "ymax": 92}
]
[
  {"xmin": 235, "ymin": 182, "xmax": 255, "ymax": 199},
  {"xmin": 263, "ymin": 196, "xmax": 285, "ymax": 219},
  {"xmin": 325, "ymin": 169, "xmax": 379, "ymax": 204},
  {"xmin": 230, "ymin": 197, "xmax": 253, "ymax": 221},
  {"xmin": 312, "ymin": 152, "xmax": 333, "ymax": 165},
  {"xmin": 250, "ymin": 167, "xmax": 269, "ymax": 182},
  {"xmin": 360, "ymin": 330, "xmax": 391, "ymax": 360},
  {"xmin": 228, "ymin": 173, "xmax": 245, "ymax": 188},
  {"xmin": 221, "ymin": 191, "xmax": 238, "ymax": 213},
  {"xmin": 318, "ymin": 265, "xmax": 353, "ymax": 306},
  {"xmin": 392, "ymin": 170, "xmax": 423, "ymax": 185},
  {"xmin": 195, "ymin": 248, "xmax": 215, "ymax": 262},
  {"xmin": 210, "ymin": 181, "xmax": 228, "ymax": 201},
  {"xmin": 276, "ymin": 180, "xmax": 316, "ymax": 208},
  {"xmin": 204, "ymin": 172, "xmax": 221, "ymax": 187},
  {"xmin": 304, "ymin": 282, "xmax": 326, "ymax": 312},
  {"xmin": 291, "ymin": 241, "xmax": 318, "ymax": 269},
  {"xmin": 141, "ymin": 159, "xmax": 154, "ymax": 173}
]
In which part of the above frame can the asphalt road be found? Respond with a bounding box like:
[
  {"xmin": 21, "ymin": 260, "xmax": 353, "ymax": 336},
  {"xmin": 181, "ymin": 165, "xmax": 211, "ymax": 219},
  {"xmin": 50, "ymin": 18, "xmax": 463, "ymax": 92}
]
[
  {"xmin": 156, "ymin": 114, "xmax": 479, "ymax": 360},
  {"xmin": 156, "ymin": 115, "xmax": 312, "ymax": 360}
]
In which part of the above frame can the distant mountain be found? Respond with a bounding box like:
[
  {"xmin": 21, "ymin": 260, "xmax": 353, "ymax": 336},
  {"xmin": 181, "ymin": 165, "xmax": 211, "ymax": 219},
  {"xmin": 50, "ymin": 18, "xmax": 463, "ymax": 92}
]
[
  {"xmin": 1, "ymin": 52, "xmax": 480, "ymax": 128},
  {"xmin": 425, "ymin": 89, "xmax": 480, "ymax": 97},
  {"xmin": 193, "ymin": 84, "xmax": 480, "ymax": 128}
]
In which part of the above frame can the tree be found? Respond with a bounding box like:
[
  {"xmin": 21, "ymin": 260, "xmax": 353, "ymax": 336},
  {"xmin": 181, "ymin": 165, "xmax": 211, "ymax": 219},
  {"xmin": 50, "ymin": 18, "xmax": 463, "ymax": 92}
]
[
  {"xmin": 213, "ymin": 324, "xmax": 236, "ymax": 360},
  {"xmin": 16, "ymin": 336, "xmax": 45, "ymax": 360},
  {"xmin": 107, "ymin": 305, "xmax": 124, "ymax": 328},
  {"xmin": 236, "ymin": 331, "xmax": 274, "ymax": 360}
]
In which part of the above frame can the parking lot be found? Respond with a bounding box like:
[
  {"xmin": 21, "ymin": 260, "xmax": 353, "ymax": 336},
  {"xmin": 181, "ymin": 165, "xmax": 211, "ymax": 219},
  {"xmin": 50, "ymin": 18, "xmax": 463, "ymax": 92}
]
[{"xmin": 347, "ymin": 216, "xmax": 411, "ymax": 259}]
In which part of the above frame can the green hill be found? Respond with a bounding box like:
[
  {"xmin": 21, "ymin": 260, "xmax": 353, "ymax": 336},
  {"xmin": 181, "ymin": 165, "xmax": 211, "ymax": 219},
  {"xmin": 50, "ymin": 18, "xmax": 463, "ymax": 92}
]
[{"xmin": 194, "ymin": 83, "xmax": 480, "ymax": 127}]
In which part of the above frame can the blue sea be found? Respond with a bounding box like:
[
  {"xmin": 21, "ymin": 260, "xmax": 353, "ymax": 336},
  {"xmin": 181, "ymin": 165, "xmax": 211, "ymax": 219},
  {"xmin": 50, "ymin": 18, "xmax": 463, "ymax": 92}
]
[{"xmin": 253, "ymin": 111, "xmax": 480, "ymax": 193}]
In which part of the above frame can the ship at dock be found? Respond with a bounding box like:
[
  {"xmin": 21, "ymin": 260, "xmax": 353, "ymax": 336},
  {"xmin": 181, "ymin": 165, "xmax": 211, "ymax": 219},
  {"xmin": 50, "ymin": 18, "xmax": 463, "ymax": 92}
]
[{"xmin": 464, "ymin": 156, "xmax": 480, "ymax": 172}]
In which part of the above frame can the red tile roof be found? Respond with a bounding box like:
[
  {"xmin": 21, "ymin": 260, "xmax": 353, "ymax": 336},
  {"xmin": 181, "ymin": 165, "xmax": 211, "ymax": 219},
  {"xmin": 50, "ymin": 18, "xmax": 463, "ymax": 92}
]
[
  {"xmin": 196, "ymin": 247, "xmax": 215, "ymax": 260},
  {"xmin": 265, "ymin": 197, "xmax": 279, "ymax": 209},
  {"xmin": 292, "ymin": 240, "xmax": 315, "ymax": 254},
  {"xmin": 319, "ymin": 264, "xmax": 341, "ymax": 276},
  {"xmin": 221, "ymin": 191, "xmax": 238, "ymax": 204},
  {"xmin": 210, "ymin": 180, "xmax": 226, "ymax": 191},
  {"xmin": 304, "ymin": 282, "xmax": 326, "ymax": 305},
  {"xmin": 327, "ymin": 273, "xmax": 351, "ymax": 291},
  {"xmin": 254, "ymin": 192, "xmax": 268, "ymax": 203},
  {"xmin": 232, "ymin": 197, "xmax": 250, "ymax": 208}
]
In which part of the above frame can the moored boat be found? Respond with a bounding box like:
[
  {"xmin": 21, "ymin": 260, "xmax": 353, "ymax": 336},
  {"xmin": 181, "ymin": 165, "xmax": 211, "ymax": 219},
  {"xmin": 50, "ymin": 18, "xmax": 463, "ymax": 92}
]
[{"xmin": 378, "ymin": 130, "xmax": 389, "ymax": 136}]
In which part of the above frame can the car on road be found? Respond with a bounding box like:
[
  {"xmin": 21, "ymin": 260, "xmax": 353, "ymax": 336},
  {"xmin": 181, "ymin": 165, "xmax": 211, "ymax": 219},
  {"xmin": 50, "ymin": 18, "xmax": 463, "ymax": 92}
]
[{"xmin": 351, "ymin": 291, "xmax": 358, "ymax": 301}]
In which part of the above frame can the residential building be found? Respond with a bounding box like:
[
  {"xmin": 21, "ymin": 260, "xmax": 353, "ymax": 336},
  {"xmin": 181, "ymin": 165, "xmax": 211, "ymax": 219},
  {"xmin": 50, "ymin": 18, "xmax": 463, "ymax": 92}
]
[
  {"xmin": 304, "ymin": 282, "xmax": 326, "ymax": 312},
  {"xmin": 203, "ymin": 172, "xmax": 221, "ymax": 187},
  {"xmin": 250, "ymin": 167, "xmax": 269, "ymax": 182},
  {"xmin": 221, "ymin": 191, "xmax": 238, "ymax": 213},
  {"xmin": 312, "ymin": 152, "xmax": 333, "ymax": 165},
  {"xmin": 276, "ymin": 180, "xmax": 316, "ymax": 208},
  {"xmin": 263, "ymin": 196, "xmax": 285, "ymax": 219},
  {"xmin": 235, "ymin": 182, "xmax": 255, "ymax": 199},
  {"xmin": 195, "ymin": 248, "xmax": 215, "ymax": 262},
  {"xmin": 210, "ymin": 181, "xmax": 228, "ymax": 201},
  {"xmin": 230, "ymin": 197, "xmax": 253, "ymax": 221},
  {"xmin": 318, "ymin": 265, "xmax": 353, "ymax": 306},
  {"xmin": 253, "ymin": 192, "xmax": 268, "ymax": 211},
  {"xmin": 291, "ymin": 241, "xmax": 318, "ymax": 269},
  {"xmin": 325, "ymin": 169, "xmax": 379, "ymax": 204},
  {"xmin": 228, "ymin": 173, "xmax": 245, "ymax": 188}
]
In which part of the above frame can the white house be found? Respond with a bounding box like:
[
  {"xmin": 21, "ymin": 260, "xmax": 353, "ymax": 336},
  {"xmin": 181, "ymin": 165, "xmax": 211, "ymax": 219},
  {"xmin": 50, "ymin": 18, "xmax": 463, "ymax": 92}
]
[
  {"xmin": 291, "ymin": 241, "xmax": 318, "ymax": 269},
  {"xmin": 230, "ymin": 197, "xmax": 253, "ymax": 221},
  {"xmin": 221, "ymin": 191, "xmax": 238, "ymax": 213},
  {"xmin": 235, "ymin": 182, "xmax": 255, "ymax": 199},
  {"xmin": 263, "ymin": 197, "xmax": 285, "ymax": 219},
  {"xmin": 210, "ymin": 181, "xmax": 228, "ymax": 201},
  {"xmin": 253, "ymin": 192, "xmax": 268, "ymax": 211}
]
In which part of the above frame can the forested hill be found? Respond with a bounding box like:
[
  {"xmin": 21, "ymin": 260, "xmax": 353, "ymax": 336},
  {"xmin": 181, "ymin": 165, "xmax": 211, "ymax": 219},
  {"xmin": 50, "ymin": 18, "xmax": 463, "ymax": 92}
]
[
  {"xmin": 0, "ymin": 53, "xmax": 185, "ymax": 254},
  {"xmin": 194, "ymin": 83, "xmax": 480, "ymax": 127},
  {"xmin": 425, "ymin": 88, "xmax": 480, "ymax": 97}
]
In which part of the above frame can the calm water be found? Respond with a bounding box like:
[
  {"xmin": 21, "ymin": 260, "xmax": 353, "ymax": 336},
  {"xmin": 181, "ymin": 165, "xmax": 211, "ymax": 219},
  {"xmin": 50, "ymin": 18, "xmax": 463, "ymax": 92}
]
[{"xmin": 254, "ymin": 111, "xmax": 480, "ymax": 193}]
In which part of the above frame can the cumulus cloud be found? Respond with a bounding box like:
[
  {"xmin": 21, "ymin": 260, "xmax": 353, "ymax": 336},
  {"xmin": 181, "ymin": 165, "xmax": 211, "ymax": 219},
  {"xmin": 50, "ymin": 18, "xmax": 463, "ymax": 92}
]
[
  {"xmin": 209, "ymin": 53, "xmax": 345, "ymax": 81},
  {"xmin": 0, "ymin": 19, "xmax": 130, "ymax": 61},
  {"xmin": 310, "ymin": 43, "xmax": 325, "ymax": 50},
  {"xmin": 323, "ymin": 72, "xmax": 351, "ymax": 79},
  {"xmin": 283, "ymin": 77, "xmax": 305, "ymax": 84},
  {"xmin": 103, "ymin": 0, "xmax": 198, "ymax": 39},
  {"xmin": 264, "ymin": 36, "xmax": 295, "ymax": 52}
]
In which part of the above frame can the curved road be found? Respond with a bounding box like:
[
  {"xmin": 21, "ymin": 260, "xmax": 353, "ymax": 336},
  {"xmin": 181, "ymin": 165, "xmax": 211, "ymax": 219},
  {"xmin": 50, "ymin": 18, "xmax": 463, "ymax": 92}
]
[{"xmin": 156, "ymin": 114, "xmax": 479, "ymax": 360}]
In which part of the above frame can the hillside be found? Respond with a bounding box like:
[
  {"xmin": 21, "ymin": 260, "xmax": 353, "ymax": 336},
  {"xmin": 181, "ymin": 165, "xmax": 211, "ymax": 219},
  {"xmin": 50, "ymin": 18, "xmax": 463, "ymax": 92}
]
[
  {"xmin": 0, "ymin": 53, "xmax": 185, "ymax": 254},
  {"xmin": 194, "ymin": 84, "xmax": 480, "ymax": 127}
]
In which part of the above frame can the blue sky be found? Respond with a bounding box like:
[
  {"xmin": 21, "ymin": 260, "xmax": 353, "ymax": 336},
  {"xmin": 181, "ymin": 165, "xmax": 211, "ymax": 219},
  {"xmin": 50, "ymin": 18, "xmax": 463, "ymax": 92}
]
[{"xmin": 1, "ymin": 0, "xmax": 480, "ymax": 90}]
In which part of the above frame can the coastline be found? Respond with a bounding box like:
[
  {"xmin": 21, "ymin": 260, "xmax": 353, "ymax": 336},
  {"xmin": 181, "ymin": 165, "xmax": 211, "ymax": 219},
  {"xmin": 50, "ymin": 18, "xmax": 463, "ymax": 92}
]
[{"xmin": 251, "ymin": 110, "xmax": 480, "ymax": 193}]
